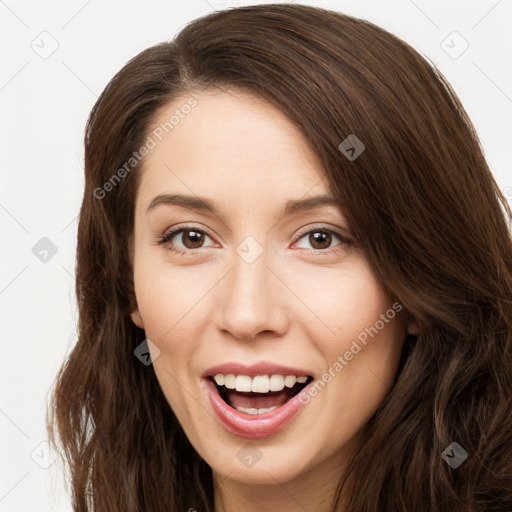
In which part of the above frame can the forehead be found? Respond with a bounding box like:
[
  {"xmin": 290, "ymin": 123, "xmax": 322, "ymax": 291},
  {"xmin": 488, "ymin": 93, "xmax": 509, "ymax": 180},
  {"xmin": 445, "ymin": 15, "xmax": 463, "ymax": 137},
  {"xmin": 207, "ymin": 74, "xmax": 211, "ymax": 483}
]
[{"xmin": 135, "ymin": 88, "xmax": 328, "ymax": 209}]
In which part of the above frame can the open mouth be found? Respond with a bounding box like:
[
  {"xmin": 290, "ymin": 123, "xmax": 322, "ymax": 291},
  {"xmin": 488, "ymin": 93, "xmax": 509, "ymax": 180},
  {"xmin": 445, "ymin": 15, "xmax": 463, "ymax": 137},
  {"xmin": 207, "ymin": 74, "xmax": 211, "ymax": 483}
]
[{"xmin": 209, "ymin": 374, "xmax": 314, "ymax": 415}]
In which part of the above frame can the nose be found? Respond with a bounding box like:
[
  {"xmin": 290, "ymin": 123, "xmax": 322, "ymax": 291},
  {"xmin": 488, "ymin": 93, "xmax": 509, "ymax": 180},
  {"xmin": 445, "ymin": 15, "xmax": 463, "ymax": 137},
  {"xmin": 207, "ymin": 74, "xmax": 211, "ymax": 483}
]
[{"xmin": 215, "ymin": 243, "xmax": 291, "ymax": 341}]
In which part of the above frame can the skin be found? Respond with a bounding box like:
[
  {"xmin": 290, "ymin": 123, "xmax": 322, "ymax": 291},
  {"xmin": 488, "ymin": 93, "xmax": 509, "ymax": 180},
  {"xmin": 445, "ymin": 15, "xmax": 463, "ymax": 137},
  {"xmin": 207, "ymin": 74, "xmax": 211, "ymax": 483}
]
[{"xmin": 129, "ymin": 88, "xmax": 412, "ymax": 512}]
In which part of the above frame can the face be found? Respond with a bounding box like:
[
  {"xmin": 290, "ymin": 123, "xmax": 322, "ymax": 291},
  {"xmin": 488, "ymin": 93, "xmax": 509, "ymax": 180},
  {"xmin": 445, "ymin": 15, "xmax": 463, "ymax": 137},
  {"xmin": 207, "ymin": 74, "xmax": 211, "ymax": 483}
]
[{"xmin": 130, "ymin": 88, "xmax": 407, "ymax": 486}]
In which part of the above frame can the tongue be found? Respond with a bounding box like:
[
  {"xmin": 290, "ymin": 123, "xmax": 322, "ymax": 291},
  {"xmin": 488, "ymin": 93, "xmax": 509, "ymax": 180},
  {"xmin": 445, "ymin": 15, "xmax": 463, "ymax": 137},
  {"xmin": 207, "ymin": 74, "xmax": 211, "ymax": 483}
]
[{"xmin": 228, "ymin": 389, "xmax": 291, "ymax": 409}]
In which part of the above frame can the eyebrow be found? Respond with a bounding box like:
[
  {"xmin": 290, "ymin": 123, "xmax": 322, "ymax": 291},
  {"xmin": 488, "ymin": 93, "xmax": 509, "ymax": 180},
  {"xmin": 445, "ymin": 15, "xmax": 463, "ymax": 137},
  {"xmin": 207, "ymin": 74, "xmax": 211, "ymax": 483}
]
[{"xmin": 145, "ymin": 193, "xmax": 342, "ymax": 220}]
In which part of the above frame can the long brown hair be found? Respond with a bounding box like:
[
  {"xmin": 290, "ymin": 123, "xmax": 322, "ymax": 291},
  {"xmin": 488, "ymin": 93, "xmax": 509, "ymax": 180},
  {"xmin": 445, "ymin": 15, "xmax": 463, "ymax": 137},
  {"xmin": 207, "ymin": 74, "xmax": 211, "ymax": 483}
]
[{"xmin": 47, "ymin": 4, "xmax": 512, "ymax": 510}]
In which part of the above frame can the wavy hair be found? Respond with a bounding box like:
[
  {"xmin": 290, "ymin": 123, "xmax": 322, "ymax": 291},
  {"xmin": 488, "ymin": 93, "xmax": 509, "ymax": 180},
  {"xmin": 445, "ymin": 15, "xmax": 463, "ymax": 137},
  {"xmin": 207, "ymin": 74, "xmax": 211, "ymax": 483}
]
[{"xmin": 47, "ymin": 4, "xmax": 512, "ymax": 511}]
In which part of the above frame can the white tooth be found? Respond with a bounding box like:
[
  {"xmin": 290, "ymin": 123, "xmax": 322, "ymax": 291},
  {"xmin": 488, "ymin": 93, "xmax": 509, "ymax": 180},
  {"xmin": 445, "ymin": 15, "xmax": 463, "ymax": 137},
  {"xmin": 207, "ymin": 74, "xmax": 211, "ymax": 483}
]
[
  {"xmin": 235, "ymin": 375, "xmax": 252, "ymax": 392},
  {"xmin": 224, "ymin": 374, "xmax": 236, "ymax": 389},
  {"xmin": 269, "ymin": 374, "xmax": 285, "ymax": 391},
  {"xmin": 213, "ymin": 374, "xmax": 225, "ymax": 386},
  {"xmin": 235, "ymin": 405, "xmax": 258, "ymax": 415},
  {"xmin": 296, "ymin": 376, "xmax": 308, "ymax": 384},
  {"xmin": 251, "ymin": 375, "xmax": 270, "ymax": 393},
  {"xmin": 257, "ymin": 406, "xmax": 278, "ymax": 414},
  {"xmin": 284, "ymin": 375, "xmax": 297, "ymax": 388},
  {"xmin": 234, "ymin": 405, "xmax": 279, "ymax": 415}
]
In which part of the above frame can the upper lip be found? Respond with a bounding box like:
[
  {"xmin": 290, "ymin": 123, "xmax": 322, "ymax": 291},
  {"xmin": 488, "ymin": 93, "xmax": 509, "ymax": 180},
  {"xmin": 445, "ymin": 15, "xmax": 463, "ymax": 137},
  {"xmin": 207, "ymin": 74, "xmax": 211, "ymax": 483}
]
[{"xmin": 202, "ymin": 362, "xmax": 313, "ymax": 378}]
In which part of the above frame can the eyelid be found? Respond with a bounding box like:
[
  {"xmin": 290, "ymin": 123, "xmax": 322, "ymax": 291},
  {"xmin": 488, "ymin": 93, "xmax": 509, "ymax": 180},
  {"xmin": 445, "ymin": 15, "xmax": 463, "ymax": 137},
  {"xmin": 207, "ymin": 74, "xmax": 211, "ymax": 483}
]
[
  {"xmin": 159, "ymin": 223, "xmax": 217, "ymax": 245},
  {"xmin": 293, "ymin": 223, "xmax": 350, "ymax": 241},
  {"xmin": 157, "ymin": 222, "xmax": 352, "ymax": 252}
]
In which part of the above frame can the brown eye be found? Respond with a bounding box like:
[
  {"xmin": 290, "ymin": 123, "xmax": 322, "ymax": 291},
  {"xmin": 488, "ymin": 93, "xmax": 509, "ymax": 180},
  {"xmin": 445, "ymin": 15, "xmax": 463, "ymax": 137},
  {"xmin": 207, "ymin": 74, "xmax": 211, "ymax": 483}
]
[
  {"xmin": 180, "ymin": 229, "xmax": 205, "ymax": 249},
  {"xmin": 294, "ymin": 227, "xmax": 350, "ymax": 253},
  {"xmin": 308, "ymin": 231, "xmax": 332, "ymax": 250},
  {"xmin": 159, "ymin": 226, "xmax": 215, "ymax": 253}
]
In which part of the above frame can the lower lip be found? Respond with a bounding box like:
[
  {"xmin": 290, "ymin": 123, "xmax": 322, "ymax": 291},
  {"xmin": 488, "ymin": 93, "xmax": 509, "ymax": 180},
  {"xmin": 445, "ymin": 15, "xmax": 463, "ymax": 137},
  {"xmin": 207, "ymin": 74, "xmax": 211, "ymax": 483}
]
[{"xmin": 203, "ymin": 378, "xmax": 310, "ymax": 439}]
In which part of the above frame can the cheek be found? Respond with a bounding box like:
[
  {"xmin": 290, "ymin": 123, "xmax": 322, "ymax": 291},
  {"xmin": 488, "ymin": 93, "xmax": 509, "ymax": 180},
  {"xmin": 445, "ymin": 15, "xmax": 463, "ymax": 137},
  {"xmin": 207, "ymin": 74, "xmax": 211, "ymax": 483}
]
[
  {"xmin": 133, "ymin": 257, "xmax": 214, "ymax": 341},
  {"xmin": 320, "ymin": 268, "xmax": 404, "ymax": 381},
  {"xmin": 131, "ymin": 262, "xmax": 206, "ymax": 412},
  {"xmin": 287, "ymin": 261, "xmax": 396, "ymax": 344},
  {"xmin": 132, "ymin": 263, "xmax": 207, "ymax": 420},
  {"xmin": 296, "ymin": 264, "xmax": 404, "ymax": 421}
]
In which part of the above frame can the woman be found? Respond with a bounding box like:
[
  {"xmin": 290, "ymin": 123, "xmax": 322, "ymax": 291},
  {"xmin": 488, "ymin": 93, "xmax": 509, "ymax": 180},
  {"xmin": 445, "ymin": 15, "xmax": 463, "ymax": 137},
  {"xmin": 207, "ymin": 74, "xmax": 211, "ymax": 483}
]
[{"xmin": 47, "ymin": 4, "xmax": 512, "ymax": 511}]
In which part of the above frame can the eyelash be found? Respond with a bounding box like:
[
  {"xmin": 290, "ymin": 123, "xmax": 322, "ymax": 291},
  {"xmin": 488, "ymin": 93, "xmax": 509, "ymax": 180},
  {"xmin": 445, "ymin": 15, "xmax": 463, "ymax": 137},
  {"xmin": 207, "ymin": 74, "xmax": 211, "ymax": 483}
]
[{"xmin": 156, "ymin": 224, "xmax": 352, "ymax": 256}]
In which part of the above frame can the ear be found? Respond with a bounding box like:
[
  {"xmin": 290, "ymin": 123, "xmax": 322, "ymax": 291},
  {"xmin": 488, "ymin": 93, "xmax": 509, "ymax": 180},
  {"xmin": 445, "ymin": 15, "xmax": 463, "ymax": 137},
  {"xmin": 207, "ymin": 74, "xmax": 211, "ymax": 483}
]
[
  {"xmin": 406, "ymin": 320, "xmax": 418, "ymax": 336},
  {"xmin": 130, "ymin": 307, "xmax": 144, "ymax": 329},
  {"xmin": 127, "ymin": 270, "xmax": 144, "ymax": 329}
]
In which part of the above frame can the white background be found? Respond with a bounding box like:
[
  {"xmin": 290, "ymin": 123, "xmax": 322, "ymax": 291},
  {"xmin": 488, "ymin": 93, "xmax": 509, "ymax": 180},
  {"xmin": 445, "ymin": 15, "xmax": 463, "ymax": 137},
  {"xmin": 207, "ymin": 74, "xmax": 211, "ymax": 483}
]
[{"xmin": 1, "ymin": 0, "xmax": 511, "ymax": 510}]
